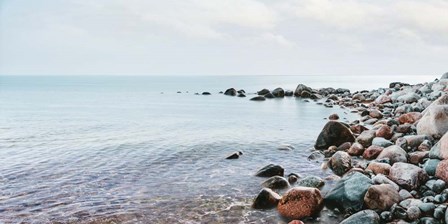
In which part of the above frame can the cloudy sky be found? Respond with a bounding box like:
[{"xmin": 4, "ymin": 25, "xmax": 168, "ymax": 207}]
[{"xmin": 0, "ymin": 0, "xmax": 447, "ymax": 76}]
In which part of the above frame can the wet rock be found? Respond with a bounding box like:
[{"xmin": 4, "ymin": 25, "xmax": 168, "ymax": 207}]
[
  {"xmin": 226, "ymin": 151, "xmax": 243, "ymax": 159},
  {"xmin": 202, "ymin": 92, "xmax": 211, "ymax": 95},
  {"xmin": 329, "ymin": 113, "xmax": 339, "ymax": 120},
  {"xmin": 429, "ymin": 132, "xmax": 448, "ymax": 160},
  {"xmin": 366, "ymin": 161, "xmax": 391, "ymax": 175},
  {"xmin": 363, "ymin": 145, "xmax": 384, "ymax": 160},
  {"xmin": 406, "ymin": 205, "xmax": 421, "ymax": 221},
  {"xmin": 324, "ymin": 172, "xmax": 373, "ymax": 213},
  {"xmin": 364, "ymin": 184, "xmax": 400, "ymax": 210},
  {"xmin": 348, "ymin": 142, "xmax": 364, "ymax": 156},
  {"xmin": 250, "ymin": 96, "xmax": 266, "ymax": 101},
  {"xmin": 257, "ymin": 88, "xmax": 270, "ymax": 95},
  {"xmin": 399, "ymin": 189, "xmax": 413, "ymax": 201},
  {"xmin": 272, "ymin": 87, "xmax": 285, "ymax": 97},
  {"xmin": 252, "ymin": 188, "xmax": 281, "ymax": 209},
  {"xmin": 424, "ymin": 159, "xmax": 441, "ymax": 176},
  {"xmin": 372, "ymin": 137, "xmax": 393, "ymax": 148},
  {"xmin": 298, "ymin": 176, "xmax": 325, "ymax": 188},
  {"xmin": 435, "ymin": 159, "xmax": 448, "ymax": 182},
  {"xmin": 277, "ymin": 144, "xmax": 294, "ymax": 151},
  {"xmin": 328, "ymin": 151, "xmax": 352, "ymax": 176},
  {"xmin": 285, "ymin": 90, "xmax": 294, "ymax": 96},
  {"xmin": 237, "ymin": 93, "xmax": 246, "ymax": 97},
  {"xmin": 255, "ymin": 164, "xmax": 284, "ymax": 177},
  {"xmin": 277, "ymin": 187, "xmax": 324, "ymax": 219},
  {"xmin": 287, "ymin": 173, "xmax": 299, "ymax": 184},
  {"xmin": 337, "ymin": 142, "xmax": 352, "ymax": 151},
  {"xmin": 357, "ymin": 130, "xmax": 376, "ymax": 148},
  {"xmin": 264, "ymin": 92, "xmax": 275, "ymax": 99},
  {"xmin": 340, "ymin": 210, "xmax": 380, "ymax": 224},
  {"xmin": 294, "ymin": 84, "xmax": 313, "ymax": 97},
  {"xmin": 388, "ymin": 162, "xmax": 429, "ymax": 191},
  {"xmin": 398, "ymin": 112, "xmax": 422, "ymax": 124},
  {"xmin": 369, "ymin": 109, "xmax": 383, "ymax": 119},
  {"xmin": 425, "ymin": 179, "xmax": 446, "ymax": 194},
  {"xmin": 224, "ymin": 88, "xmax": 237, "ymax": 96},
  {"xmin": 262, "ymin": 176, "xmax": 290, "ymax": 189},
  {"xmin": 417, "ymin": 95, "xmax": 448, "ymax": 138},
  {"xmin": 377, "ymin": 145, "xmax": 408, "ymax": 164},
  {"xmin": 314, "ymin": 121, "xmax": 355, "ymax": 150}
]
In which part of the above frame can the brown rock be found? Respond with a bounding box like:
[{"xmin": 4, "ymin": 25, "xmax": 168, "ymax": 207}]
[
  {"xmin": 278, "ymin": 187, "xmax": 324, "ymax": 220},
  {"xmin": 398, "ymin": 112, "xmax": 423, "ymax": 124},
  {"xmin": 408, "ymin": 151, "xmax": 429, "ymax": 165},
  {"xmin": 396, "ymin": 124, "xmax": 412, "ymax": 134},
  {"xmin": 337, "ymin": 142, "xmax": 352, "ymax": 151},
  {"xmin": 369, "ymin": 109, "xmax": 383, "ymax": 119},
  {"xmin": 366, "ymin": 161, "xmax": 391, "ymax": 175},
  {"xmin": 348, "ymin": 142, "xmax": 364, "ymax": 156},
  {"xmin": 364, "ymin": 184, "xmax": 400, "ymax": 210},
  {"xmin": 388, "ymin": 162, "xmax": 429, "ymax": 191},
  {"xmin": 435, "ymin": 159, "xmax": 448, "ymax": 182},
  {"xmin": 376, "ymin": 125, "xmax": 393, "ymax": 140},
  {"xmin": 357, "ymin": 130, "xmax": 376, "ymax": 148},
  {"xmin": 328, "ymin": 151, "xmax": 352, "ymax": 176},
  {"xmin": 350, "ymin": 124, "xmax": 369, "ymax": 135},
  {"xmin": 329, "ymin": 113, "xmax": 339, "ymax": 120},
  {"xmin": 363, "ymin": 145, "xmax": 384, "ymax": 160},
  {"xmin": 252, "ymin": 188, "xmax": 281, "ymax": 209},
  {"xmin": 315, "ymin": 121, "xmax": 355, "ymax": 150}
]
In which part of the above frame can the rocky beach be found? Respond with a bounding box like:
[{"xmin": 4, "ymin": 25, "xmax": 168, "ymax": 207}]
[{"xmin": 221, "ymin": 72, "xmax": 448, "ymax": 223}]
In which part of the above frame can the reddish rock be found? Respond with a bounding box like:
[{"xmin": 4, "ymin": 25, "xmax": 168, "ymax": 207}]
[
  {"xmin": 329, "ymin": 113, "xmax": 339, "ymax": 120},
  {"xmin": 389, "ymin": 162, "xmax": 429, "ymax": 190},
  {"xmin": 435, "ymin": 159, "xmax": 448, "ymax": 182},
  {"xmin": 366, "ymin": 161, "xmax": 391, "ymax": 175},
  {"xmin": 278, "ymin": 187, "xmax": 324, "ymax": 220},
  {"xmin": 377, "ymin": 145, "xmax": 408, "ymax": 164},
  {"xmin": 396, "ymin": 124, "xmax": 412, "ymax": 134},
  {"xmin": 375, "ymin": 95, "xmax": 392, "ymax": 104},
  {"xmin": 337, "ymin": 142, "xmax": 352, "ymax": 151},
  {"xmin": 350, "ymin": 124, "xmax": 369, "ymax": 135},
  {"xmin": 408, "ymin": 151, "xmax": 429, "ymax": 165},
  {"xmin": 348, "ymin": 142, "xmax": 364, "ymax": 156},
  {"xmin": 363, "ymin": 145, "xmax": 384, "ymax": 160},
  {"xmin": 288, "ymin": 221, "xmax": 304, "ymax": 224},
  {"xmin": 328, "ymin": 151, "xmax": 352, "ymax": 176},
  {"xmin": 369, "ymin": 109, "xmax": 383, "ymax": 119},
  {"xmin": 376, "ymin": 125, "xmax": 393, "ymax": 140},
  {"xmin": 398, "ymin": 112, "xmax": 423, "ymax": 124},
  {"xmin": 364, "ymin": 184, "xmax": 400, "ymax": 210}
]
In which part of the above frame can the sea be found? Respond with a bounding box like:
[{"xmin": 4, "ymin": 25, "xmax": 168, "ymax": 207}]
[{"xmin": 0, "ymin": 75, "xmax": 436, "ymax": 223}]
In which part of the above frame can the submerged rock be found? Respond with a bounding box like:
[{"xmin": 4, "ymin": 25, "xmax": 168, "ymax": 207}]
[
  {"xmin": 250, "ymin": 96, "xmax": 266, "ymax": 101},
  {"xmin": 261, "ymin": 176, "xmax": 290, "ymax": 189},
  {"xmin": 278, "ymin": 187, "xmax": 324, "ymax": 219},
  {"xmin": 314, "ymin": 121, "xmax": 355, "ymax": 150},
  {"xmin": 252, "ymin": 188, "xmax": 281, "ymax": 209},
  {"xmin": 226, "ymin": 151, "xmax": 243, "ymax": 159}
]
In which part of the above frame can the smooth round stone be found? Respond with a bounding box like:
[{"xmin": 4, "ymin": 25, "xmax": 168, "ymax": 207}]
[
  {"xmin": 418, "ymin": 202, "xmax": 436, "ymax": 215},
  {"xmin": 372, "ymin": 137, "xmax": 393, "ymax": 148},
  {"xmin": 434, "ymin": 207, "xmax": 445, "ymax": 220},
  {"xmin": 407, "ymin": 205, "xmax": 421, "ymax": 221},
  {"xmin": 434, "ymin": 194, "xmax": 447, "ymax": 204}
]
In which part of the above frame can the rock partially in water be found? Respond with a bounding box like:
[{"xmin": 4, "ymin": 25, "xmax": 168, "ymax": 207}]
[
  {"xmin": 328, "ymin": 151, "xmax": 352, "ymax": 176},
  {"xmin": 277, "ymin": 144, "xmax": 294, "ymax": 151},
  {"xmin": 202, "ymin": 92, "xmax": 211, "ymax": 95},
  {"xmin": 315, "ymin": 121, "xmax": 355, "ymax": 150},
  {"xmin": 294, "ymin": 84, "xmax": 313, "ymax": 97},
  {"xmin": 340, "ymin": 210, "xmax": 380, "ymax": 224},
  {"xmin": 388, "ymin": 162, "xmax": 429, "ymax": 191},
  {"xmin": 255, "ymin": 164, "xmax": 284, "ymax": 177},
  {"xmin": 264, "ymin": 93, "xmax": 275, "ymax": 99},
  {"xmin": 224, "ymin": 88, "xmax": 237, "ymax": 96},
  {"xmin": 324, "ymin": 172, "xmax": 372, "ymax": 213},
  {"xmin": 262, "ymin": 176, "xmax": 290, "ymax": 189},
  {"xmin": 364, "ymin": 184, "xmax": 400, "ymax": 211},
  {"xmin": 226, "ymin": 151, "xmax": 243, "ymax": 159},
  {"xmin": 257, "ymin": 88, "xmax": 270, "ymax": 95},
  {"xmin": 250, "ymin": 96, "xmax": 266, "ymax": 101},
  {"xmin": 328, "ymin": 113, "xmax": 339, "ymax": 120},
  {"xmin": 272, "ymin": 87, "xmax": 285, "ymax": 98},
  {"xmin": 252, "ymin": 188, "xmax": 281, "ymax": 209},
  {"xmin": 237, "ymin": 93, "xmax": 246, "ymax": 97},
  {"xmin": 287, "ymin": 173, "xmax": 300, "ymax": 184},
  {"xmin": 278, "ymin": 187, "xmax": 324, "ymax": 220}
]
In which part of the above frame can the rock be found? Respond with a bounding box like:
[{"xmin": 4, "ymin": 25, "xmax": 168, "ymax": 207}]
[
  {"xmin": 441, "ymin": 72, "xmax": 448, "ymax": 80},
  {"xmin": 429, "ymin": 132, "xmax": 448, "ymax": 160},
  {"xmin": 363, "ymin": 145, "xmax": 384, "ymax": 160},
  {"xmin": 257, "ymin": 88, "xmax": 270, "ymax": 95},
  {"xmin": 324, "ymin": 172, "xmax": 373, "ymax": 213},
  {"xmin": 388, "ymin": 162, "xmax": 429, "ymax": 191},
  {"xmin": 264, "ymin": 92, "xmax": 275, "ymax": 98},
  {"xmin": 202, "ymin": 92, "xmax": 211, "ymax": 95},
  {"xmin": 224, "ymin": 88, "xmax": 237, "ymax": 96},
  {"xmin": 433, "ymin": 206, "xmax": 445, "ymax": 220},
  {"xmin": 288, "ymin": 221, "xmax": 304, "ymax": 224},
  {"xmin": 350, "ymin": 124, "xmax": 369, "ymax": 135},
  {"xmin": 366, "ymin": 161, "xmax": 391, "ymax": 175},
  {"xmin": 417, "ymin": 95, "xmax": 448, "ymax": 138},
  {"xmin": 418, "ymin": 202, "xmax": 435, "ymax": 216},
  {"xmin": 252, "ymin": 188, "xmax": 281, "ymax": 209},
  {"xmin": 424, "ymin": 159, "xmax": 441, "ymax": 176},
  {"xmin": 255, "ymin": 164, "xmax": 284, "ymax": 177},
  {"xmin": 314, "ymin": 121, "xmax": 355, "ymax": 150},
  {"xmin": 277, "ymin": 144, "xmax": 294, "ymax": 151},
  {"xmin": 406, "ymin": 205, "xmax": 421, "ymax": 221},
  {"xmin": 376, "ymin": 125, "xmax": 393, "ymax": 140},
  {"xmin": 329, "ymin": 113, "xmax": 339, "ymax": 120},
  {"xmin": 369, "ymin": 109, "xmax": 383, "ymax": 119},
  {"xmin": 357, "ymin": 130, "xmax": 376, "ymax": 148},
  {"xmin": 377, "ymin": 145, "xmax": 408, "ymax": 164},
  {"xmin": 375, "ymin": 95, "xmax": 392, "ymax": 104},
  {"xmin": 435, "ymin": 159, "xmax": 448, "ymax": 182},
  {"xmin": 328, "ymin": 151, "xmax": 352, "ymax": 176},
  {"xmin": 372, "ymin": 174, "xmax": 400, "ymax": 191},
  {"xmin": 294, "ymin": 84, "xmax": 313, "ymax": 97},
  {"xmin": 402, "ymin": 135, "xmax": 430, "ymax": 151},
  {"xmin": 237, "ymin": 93, "xmax": 246, "ymax": 97},
  {"xmin": 425, "ymin": 179, "xmax": 446, "ymax": 194},
  {"xmin": 250, "ymin": 96, "xmax": 266, "ymax": 101},
  {"xmin": 277, "ymin": 187, "xmax": 323, "ymax": 219},
  {"xmin": 226, "ymin": 151, "xmax": 243, "ymax": 159},
  {"xmin": 348, "ymin": 142, "xmax": 364, "ymax": 156},
  {"xmin": 285, "ymin": 90, "xmax": 294, "ymax": 96},
  {"xmin": 408, "ymin": 151, "xmax": 429, "ymax": 164},
  {"xmin": 340, "ymin": 210, "xmax": 380, "ymax": 224},
  {"xmin": 298, "ymin": 176, "xmax": 325, "ymax": 188},
  {"xmin": 262, "ymin": 176, "xmax": 290, "ymax": 189},
  {"xmin": 237, "ymin": 89, "xmax": 245, "ymax": 94},
  {"xmin": 364, "ymin": 184, "xmax": 400, "ymax": 210},
  {"xmin": 272, "ymin": 87, "xmax": 285, "ymax": 97},
  {"xmin": 396, "ymin": 124, "xmax": 412, "ymax": 134},
  {"xmin": 397, "ymin": 92, "xmax": 421, "ymax": 103},
  {"xmin": 337, "ymin": 142, "xmax": 352, "ymax": 151},
  {"xmin": 372, "ymin": 137, "xmax": 393, "ymax": 148},
  {"xmin": 398, "ymin": 112, "xmax": 422, "ymax": 124},
  {"xmin": 418, "ymin": 140, "xmax": 432, "ymax": 151},
  {"xmin": 399, "ymin": 189, "xmax": 413, "ymax": 201},
  {"xmin": 287, "ymin": 173, "xmax": 299, "ymax": 184}
]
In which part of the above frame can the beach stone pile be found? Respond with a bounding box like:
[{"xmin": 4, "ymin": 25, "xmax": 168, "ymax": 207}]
[{"xmin": 250, "ymin": 72, "xmax": 448, "ymax": 223}]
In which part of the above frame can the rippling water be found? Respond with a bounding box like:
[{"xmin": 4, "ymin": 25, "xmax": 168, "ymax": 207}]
[{"xmin": 0, "ymin": 75, "xmax": 435, "ymax": 223}]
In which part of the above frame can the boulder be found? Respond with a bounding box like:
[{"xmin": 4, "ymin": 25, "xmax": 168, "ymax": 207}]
[
  {"xmin": 375, "ymin": 95, "xmax": 392, "ymax": 104},
  {"xmin": 314, "ymin": 121, "xmax": 355, "ymax": 150},
  {"xmin": 364, "ymin": 184, "xmax": 400, "ymax": 210},
  {"xmin": 285, "ymin": 90, "xmax": 294, "ymax": 96},
  {"xmin": 257, "ymin": 88, "xmax": 270, "ymax": 95},
  {"xmin": 328, "ymin": 113, "xmax": 339, "ymax": 120},
  {"xmin": 376, "ymin": 145, "xmax": 408, "ymax": 164},
  {"xmin": 398, "ymin": 112, "xmax": 422, "ymax": 124},
  {"xmin": 261, "ymin": 176, "xmax": 290, "ymax": 189},
  {"xmin": 340, "ymin": 210, "xmax": 380, "ymax": 224},
  {"xmin": 252, "ymin": 188, "xmax": 281, "ymax": 209},
  {"xmin": 417, "ymin": 95, "xmax": 448, "ymax": 138},
  {"xmin": 363, "ymin": 145, "xmax": 384, "ymax": 160},
  {"xmin": 294, "ymin": 84, "xmax": 313, "ymax": 97},
  {"xmin": 388, "ymin": 162, "xmax": 429, "ymax": 191},
  {"xmin": 366, "ymin": 161, "xmax": 391, "ymax": 175},
  {"xmin": 324, "ymin": 172, "xmax": 373, "ymax": 213},
  {"xmin": 429, "ymin": 132, "xmax": 448, "ymax": 160},
  {"xmin": 435, "ymin": 159, "xmax": 448, "ymax": 182},
  {"xmin": 224, "ymin": 88, "xmax": 237, "ymax": 96},
  {"xmin": 272, "ymin": 87, "xmax": 285, "ymax": 97},
  {"xmin": 277, "ymin": 187, "xmax": 324, "ymax": 219},
  {"xmin": 255, "ymin": 164, "xmax": 284, "ymax": 177},
  {"xmin": 328, "ymin": 151, "xmax": 352, "ymax": 176},
  {"xmin": 250, "ymin": 96, "xmax": 266, "ymax": 101},
  {"xmin": 357, "ymin": 130, "xmax": 376, "ymax": 148}
]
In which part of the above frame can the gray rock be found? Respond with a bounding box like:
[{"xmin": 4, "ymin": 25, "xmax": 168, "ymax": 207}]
[
  {"xmin": 252, "ymin": 188, "xmax": 281, "ymax": 209},
  {"xmin": 261, "ymin": 176, "xmax": 290, "ymax": 189},
  {"xmin": 377, "ymin": 145, "xmax": 408, "ymax": 164},
  {"xmin": 224, "ymin": 88, "xmax": 237, "ymax": 96},
  {"xmin": 417, "ymin": 95, "xmax": 448, "ymax": 138},
  {"xmin": 328, "ymin": 151, "xmax": 352, "ymax": 176},
  {"xmin": 399, "ymin": 189, "xmax": 413, "ymax": 201},
  {"xmin": 324, "ymin": 172, "xmax": 373, "ymax": 213},
  {"xmin": 314, "ymin": 121, "xmax": 355, "ymax": 150},
  {"xmin": 298, "ymin": 176, "xmax": 325, "ymax": 188},
  {"xmin": 372, "ymin": 174, "xmax": 400, "ymax": 191},
  {"xmin": 407, "ymin": 205, "xmax": 421, "ymax": 221},
  {"xmin": 340, "ymin": 209, "xmax": 380, "ymax": 224},
  {"xmin": 429, "ymin": 132, "xmax": 448, "ymax": 160},
  {"xmin": 250, "ymin": 96, "xmax": 266, "ymax": 101},
  {"xmin": 294, "ymin": 84, "xmax": 313, "ymax": 97},
  {"xmin": 425, "ymin": 179, "xmax": 446, "ymax": 194},
  {"xmin": 388, "ymin": 162, "xmax": 429, "ymax": 191},
  {"xmin": 372, "ymin": 137, "xmax": 393, "ymax": 148},
  {"xmin": 272, "ymin": 87, "xmax": 285, "ymax": 97},
  {"xmin": 423, "ymin": 159, "xmax": 441, "ymax": 176},
  {"xmin": 255, "ymin": 164, "xmax": 284, "ymax": 177},
  {"xmin": 356, "ymin": 130, "xmax": 376, "ymax": 148},
  {"xmin": 418, "ymin": 202, "xmax": 435, "ymax": 215},
  {"xmin": 434, "ymin": 206, "xmax": 445, "ymax": 220}
]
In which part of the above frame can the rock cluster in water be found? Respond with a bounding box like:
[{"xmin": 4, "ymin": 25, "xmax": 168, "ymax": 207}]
[{"xmin": 247, "ymin": 72, "xmax": 448, "ymax": 223}]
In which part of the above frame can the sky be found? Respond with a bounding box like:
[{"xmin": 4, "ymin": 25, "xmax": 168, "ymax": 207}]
[{"xmin": 0, "ymin": 0, "xmax": 447, "ymax": 76}]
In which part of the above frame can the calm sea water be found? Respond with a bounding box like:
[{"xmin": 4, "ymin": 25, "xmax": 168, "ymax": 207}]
[{"xmin": 0, "ymin": 75, "xmax": 435, "ymax": 223}]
